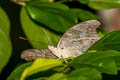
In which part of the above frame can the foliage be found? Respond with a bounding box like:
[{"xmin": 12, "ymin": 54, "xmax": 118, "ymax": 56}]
[
  {"xmin": 0, "ymin": 7, "xmax": 12, "ymax": 74},
  {"xmin": 0, "ymin": 0, "xmax": 120, "ymax": 80}
]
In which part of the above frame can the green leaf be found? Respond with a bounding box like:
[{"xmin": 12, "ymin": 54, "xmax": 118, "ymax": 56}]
[
  {"xmin": 0, "ymin": 7, "xmax": 10, "ymax": 35},
  {"xmin": 68, "ymin": 67, "xmax": 102, "ymax": 80},
  {"xmin": 0, "ymin": 7, "xmax": 12, "ymax": 73},
  {"xmin": 7, "ymin": 62, "xmax": 32, "ymax": 80},
  {"xmin": 78, "ymin": 0, "xmax": 120, "ymax": 9},
  {"xmin": 48, "ymin": 73, "xmax": 67, "ymax": 80},
  {"xmin": 91, "ymin": 58, "xmax": 117, "ymax": 74},
  {"xmin": 88, "ymin": 0, "xmax": 120, "ymax": 10},
  {"xmin": 71, "ymin": 8, "xmax": 98, "ymax": 21},
  {"xmin": 26, "ymin": 2, "xmax": 77, "ymax": 33},
  {"xmin": 20, "ymin": 7, "xmax": 61, "ymax": 49},
  {"xmin": 89, "ymin": 30, "xmax": 120, "ymax": 51},
  {"xmin": 69, "ymin": 50, "xmax": 120, "ymax": 74},
  {"xmin": 97, "ymin": 28, "xmax": 106, "ymax": 38},
  {"xmin": 78, "ymin": 0, "xmax": 89, "ymax": 4},
  {"xmin": 69, "ymin": 76, "xmax": 89, "ymax": 80},
  {"xmin": 113, "ymin": 56, "xmax": 120, "ymax": 70},
  {"xmin": 20, "ymin": 58, "xmax": 63, "ymax": 80}
]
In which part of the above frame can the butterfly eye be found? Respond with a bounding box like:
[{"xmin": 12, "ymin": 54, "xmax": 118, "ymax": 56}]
[{"xmin": 61, "ymin": 47, "xmax": 64, "ymax": 49}]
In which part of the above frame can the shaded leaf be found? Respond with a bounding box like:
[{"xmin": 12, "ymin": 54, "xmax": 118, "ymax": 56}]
[
  {"xmin": 68, "ymin": 67, "xmax": 102, "ymax": 80},
  {"xmin": 71, "ymin": 8, "xmax": 98, "ymax": 21},
  {"xmin": 69, "ymin": 50, "xmax": 120, "ymax": 74},
  {"xmin": 113, "ymin": 56, "xmax": 120, "ymax": 70},
  {"xmin": 30, "ymin": 0, "xmax": 51, "ymax": 2},
  {"xmin": 78, "ymin": 0, "xmax": 89, "ymax": 4},
  {"xmin": 89, "ymin": 30, "xmax": 120, "ymax": 51},
  {"xmin": 20, "ymin": 58, "xmax": 63, "ymax": 80},
  {"xmin": 48, "ymin": 73, "xmax": 67, "ymax": 80},
  {"xmin": 7, "ymin": 62, "xmax": 32, "ymax": 80}
]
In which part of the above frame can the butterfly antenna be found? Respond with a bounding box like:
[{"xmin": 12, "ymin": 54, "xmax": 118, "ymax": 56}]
[
  {"xmin": 19, "ymin": 27, "xmax": 55, "ymax": 46},
  {"xmin": 40, "ymin": 27, "xmax": 51, "ymax": 45},
  {"xmin": 18, "ymin": 36, "xmax": 50, "ymax": 45},
  {"xmin": 61, "ymin": 55, "xmax": 68, "ymax": 64}
]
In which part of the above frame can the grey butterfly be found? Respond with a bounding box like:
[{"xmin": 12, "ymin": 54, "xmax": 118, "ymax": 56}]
[{"xmin": 21, "ymin": 20, "xmax": 100, "ymax": 61}]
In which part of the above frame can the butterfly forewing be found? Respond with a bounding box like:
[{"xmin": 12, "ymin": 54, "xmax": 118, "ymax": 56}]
[{"xmin": 55, "ymin": 20, "xmax": 101, "ymax": 57}]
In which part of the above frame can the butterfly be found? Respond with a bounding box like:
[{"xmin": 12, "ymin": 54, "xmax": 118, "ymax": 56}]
[{"xmin": 21, "ymin": 20, "xmax": 100, "ymax": 61}]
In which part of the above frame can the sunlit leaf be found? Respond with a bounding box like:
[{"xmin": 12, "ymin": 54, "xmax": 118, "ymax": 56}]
[
  {"xmin": 0, "ymin": 7, "xmax": 12, "ymax": 73},
  {"xmin": 20, "ymin": 58, "xmax": 63, "ymax": 80},
  {"xmin": 0, "ymin": 7, "xmax": 10, "ymax": 35}
]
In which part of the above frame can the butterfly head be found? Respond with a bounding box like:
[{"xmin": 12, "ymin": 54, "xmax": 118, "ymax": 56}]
[{"xmin": 48, "ymin": 45, "xmax": 63, "ymax": 59}]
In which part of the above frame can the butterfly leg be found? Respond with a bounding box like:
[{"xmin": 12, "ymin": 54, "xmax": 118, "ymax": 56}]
[{"xmin": 61, "ymin": 55, "xmax": 68, "ymax": 64}]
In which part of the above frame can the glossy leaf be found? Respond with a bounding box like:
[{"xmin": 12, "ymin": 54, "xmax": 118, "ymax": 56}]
[
  {"xmin": 7, "ymin": 62, "xmax": 32, "ymax": 80},
  {"xmin": 20, "ymin": 58, "xmax": 63, "ymax": 80},
  {"xmin": 0, "ymin": 7, "xmax": 12, "ymax": 73},
  {"xmin": 68, "ymin": 67, "xmax": 102, "ymax": 80},
  {"xmin": 71, "ymin": 8, "xmax": 98, "ymax": 21},
  {"xmin": 69, "ymin": 50, "xmax": 120, "ymax": 74},
  {"xmin": 20, "ymin": 8, "xmax": 61, "ymax": 49},
  {"xmin": 26, "ymin": 2, "xmax": 77, "ymax": 32},
  {"xmin": 89, "ymin": 30, "xmax": 120, "ymax": 51}
]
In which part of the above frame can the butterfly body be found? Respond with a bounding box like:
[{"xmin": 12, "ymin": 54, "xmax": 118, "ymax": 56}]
[{"xmin": 48, "ymin": 46, "xmax": 82, "ymax": 59}]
